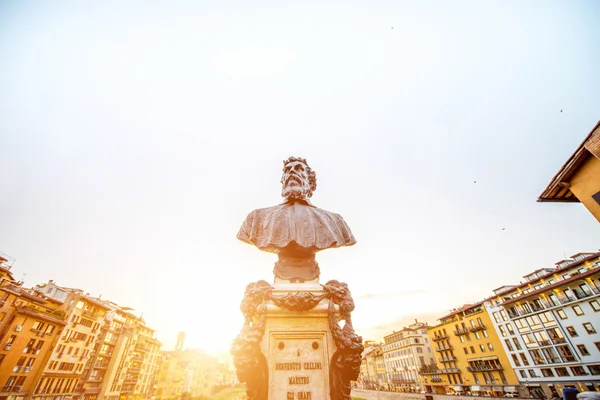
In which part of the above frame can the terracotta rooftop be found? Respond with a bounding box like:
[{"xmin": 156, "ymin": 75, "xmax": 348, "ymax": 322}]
[{"xmin": 538, "ymin": 120, "xmax": 600, "ymax": 202}]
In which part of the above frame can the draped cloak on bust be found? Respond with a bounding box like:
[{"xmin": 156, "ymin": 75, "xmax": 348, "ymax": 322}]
[{"xmin": 237, "ymin": 199, "xmax": 356, "ymax": 253}]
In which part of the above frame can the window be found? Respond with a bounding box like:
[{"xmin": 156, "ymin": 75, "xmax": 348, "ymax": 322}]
[
  {"xmin": 557, "ymin": 345, "xmax": 577, "ymax": 362},
  {"xmin": 511, "ymin": 354, "xmax": 521, "ymax": 367},
  {"xmin": 459, "ymin": 336, "xmax": 465, "ymax": 343},
  {"xmin": 555, "ymin": 367, "xmax": 570, "ymax": 376},
  {"xmin": 583, "ymin": 322, "xmax": 597, "ymax": 334},
  {"xmin": 470, "ymin": 346, "xmax": 476, "ymax": 354},
  {"xmin": 512, "ymin": 338, "xmax": 522, "ymax": 350},
  {"xmin": 500, "ymin": 310, "xmax": 508, "ymax": 321},
  {"xmin": 493, "ymin": 312, "xmax": 500, "ymax": 323},
  {"xmin": 589, "ymin": 365, "xmax": 600, "ymax": 375},
  {"xmin": 541, "ymin": 368, "xmax": 554, "ymax": 377},
  {"xmin": 479, "ymin": 344, "xmax": 486, "ymax": 352},
  {"xmin": 557, "ymin": 309, "xmax": 568, "ymax": 319},
  {"xmin": 566, "ymin": 326, "xmax": 578, "ymax": 337},
  {"xmin": 498, "ymin": 325, "xmax": 507, "ymax": 337},
  {"xmin": 488, "ymin": 343, "xmax": 494, "ymax": 351},
  {"xmin": 542, "ymin": 347, "xmax": 560, "ymax": 363},
  {"xmin": 577, "ymin": 344, "xmax": 590, "ymax": 356},
  {"xmin": 572, "ymin": 305, "xmax": 584, "ymax": 316},
  {"xmin": 505, "ymin": 339, "xmax": 514, "ymax": 351},
  {"xmin": 529, "ymin": 349, "xmax": 545, "ymax": 365},
  {"xmin": 570, "ymin": 366, "xmax": 587, "ymax": 376},
  {"xmin": 506, "ymin": 324, "xmax": 515, "ymax": 335},
  {"xmin": 483, "ymin": 330, "xmax": 488, "ymax": 338},
  {"xmin": 520, "ymin": 353, "xmax": 530, "ymax": 366},
  {"xmin": 528, "ymin": 369, "xmax": 537, "ymax": 378},
  {"xmin": 519, "ymin": 370, "xmax": 527, "ymax": 378},
  {"xmin": 475, "ymin": 331, "xmax": 481, "ymax": 339},
  {"xmin": 595, "ymin": 342, "xmax": 600, "ymax": 352},
  {"xmin": 590, "ymin": 300, "xmax": 600, "ymax": 312},
  {"xmin": 463, "ymin": 347, "xmax": 468, "ymax": 355}
]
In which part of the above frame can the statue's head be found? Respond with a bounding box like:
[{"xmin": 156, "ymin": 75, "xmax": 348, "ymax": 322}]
[{"xmin": 280, "ymin": 156, "xmax": 317, "ymax": 200}]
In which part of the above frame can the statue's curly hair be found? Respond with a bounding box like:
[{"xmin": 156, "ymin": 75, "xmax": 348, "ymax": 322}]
[{"xmin": 281, "ymin": 156, "xmax": 317, "ymax": 198}]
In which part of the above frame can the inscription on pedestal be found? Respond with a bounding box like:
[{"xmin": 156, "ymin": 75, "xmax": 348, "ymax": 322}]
[{"xmin": 270, "ymin": 333, "xmax": 327, "ymax": 400}]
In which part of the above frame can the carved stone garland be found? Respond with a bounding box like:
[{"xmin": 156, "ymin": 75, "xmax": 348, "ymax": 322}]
[{"xmin": 231, "ymin": 280, "xmax": 364, "ymax": 400}]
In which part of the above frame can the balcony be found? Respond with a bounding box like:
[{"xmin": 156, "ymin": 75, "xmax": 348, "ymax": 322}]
[
  {"xmin": 420, "ymin": 367, "xmax": 442, "ymax": 375},
  {"xmin": 432, "ymin": 333, "xmax": 449, "ymax": 342},
  {"xmin": 129, "ymin": 366, "xmax": 141, "ymax": 373},
  {"xmin": 135, "ymin": 343, "xmax": 150, "ymax": 352},
  {"xmin": 95, "ymin": 362, "xmax": 109, "ymax": 369},
  {"xmin": 453, "ymin": 328, "xmax": 469, "ymax": 336},
  {"xmin": 435, "ymin": 344, "xmax": 453, "ymax": 352},
  {"xmin": 467, "ymin": 363, "xmax": 503, "ymax": 372},
  {"xmin": 441, "ymin": 368, "xmax": 460, "ymax": 373},
  {"xmin": 132, "ymin": 355, "xmax": 145, "ymax": 362},
  {"xmin": 2, "ymin": 386, "xmax": 24, "ymax": 393},
  {"xmin": 85, "ymin": 387, "xmax": 101, "ymax": 394},
  {"xmin": 469, "ymin": 324, "xmax": 485, "ymax": 332},
  {"xmin": 430, "ymin": 377, "xmax": 443, "ymax": 383},
  {"xmin": 87, "ymin": 377, "xmax": 104, "ymax": 383},
  {"xmin": 551, "ymin": 337, "xmax": 566, "ymax": 344},
  {"xmin": 439, "ymin": 356, "xmax": 457, "ymax": 363}
]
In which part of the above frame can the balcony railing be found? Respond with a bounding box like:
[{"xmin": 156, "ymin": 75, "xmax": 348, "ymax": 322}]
[
  {"xmin": 95, "ymin": 362, "xmax": 109, "ymax": 369},
  {"xmin": 469, "ymin": 324, "xmax": 485, "ymax": 332},
  {"xmin": 467, "ymin": 364, "xmax": 503, "ymax": 372},
  {"xmin": 453, "ymin": 328, "xmax": 469, "ymax": 336},
  {"xmin": 2, "ymin": 386, "xmax": 24, "ymax": 393},
  {"xmin": 439, "ymin": 356, "xmax": 457, "ymax": 362},
  {"xmin": 420, "ymin": 368, "xmax": 442, "ymax": 375},
  {"xmin": 430, "ymin": 377, "xmax": 443, "ymax": 383},
  {"xmin": 435, "ymin": 344, "xmax": 453, "ymax": 351},
  {"xmin": 432, "ymin": 333, "xmax": 449, "ymax": 342},
  {"xmin": 441, "ymin": 368, "xmax": 460, "ymax": 373}
]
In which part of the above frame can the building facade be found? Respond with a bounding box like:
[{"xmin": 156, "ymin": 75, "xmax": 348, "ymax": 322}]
[
  {"xmin": 487, "ymin": 252, "xmax": 600, "ymax": 397},
  {"xmin": 0, "ymin": 265, "xmax": 67, "ymax": 400},
  {"xmin": 424, "ymin": 302, "xmax": 521, "ymax": 396},
  {"xmin": 382, "ymin": 321, "xmax": 434, "ymax": 392}
]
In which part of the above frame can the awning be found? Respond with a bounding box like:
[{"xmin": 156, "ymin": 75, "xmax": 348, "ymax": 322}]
[
  {"xmin": 471, "ymin": 386, "xmax": 481, "ymax": 391},
  {"xmin": 505, "ymin": 387, "xmax": 517, "ymax": 392},
  {"xmin": 453, "ymin": 386, "xmax": 463, "ymax": 391},
  {"xmin": 492, "ymin": 386, "xmax": 504, "ymax": 391}
]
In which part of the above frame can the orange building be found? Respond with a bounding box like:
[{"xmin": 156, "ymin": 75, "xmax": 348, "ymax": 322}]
[{"xmin": 0, "ymin": 259, "xmax": 67, "ymax": 400}]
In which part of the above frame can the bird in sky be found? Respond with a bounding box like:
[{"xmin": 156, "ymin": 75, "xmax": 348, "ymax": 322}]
[{"xmin": 560, "ymin": 109, "xmax": 563, "ymax": 112}]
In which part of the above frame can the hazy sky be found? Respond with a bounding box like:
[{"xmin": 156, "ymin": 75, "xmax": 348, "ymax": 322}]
[{"xmin": 1, "ymin": 1, "xmax": 599, "ymax": 354}]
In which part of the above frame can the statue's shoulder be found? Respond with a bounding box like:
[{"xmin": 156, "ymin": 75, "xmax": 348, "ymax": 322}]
[{"xmin": 244, "ymin": 204, "xmax": 286, "ymax": 219}]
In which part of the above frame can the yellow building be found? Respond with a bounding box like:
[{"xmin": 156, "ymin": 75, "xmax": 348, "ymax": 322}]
[
  {"xmin": 0, "ymin": 262, "xmax": 68, "ymax": 400},
  {"xmin": 154, "ymin": 347, "xmax": 217, "ymax": 400},
  {"xmin": 424, "ymin": 302, "xmax": 521, "ymax": 397},
  {"xmin": 539, "ymin": 120, "xmax": 600, "ymax": 221}
]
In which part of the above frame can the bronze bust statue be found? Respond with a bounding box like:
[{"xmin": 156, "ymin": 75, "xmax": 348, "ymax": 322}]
[{"xmin": 237, "ymin": 156, "xmax": 356, "ymax": 281}]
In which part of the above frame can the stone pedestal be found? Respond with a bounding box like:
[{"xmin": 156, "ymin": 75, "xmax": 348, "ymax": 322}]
[
  {"xmin": 265, "ymin": 282, "xmax": 335, "ymax": 400},
  {"xmin": 231, "ymin": 278, "xmax": 363, "ymax": 400}
]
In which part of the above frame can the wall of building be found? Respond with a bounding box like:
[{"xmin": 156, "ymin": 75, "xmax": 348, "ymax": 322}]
[
  {"xmin": 351, "ymin": 389, "xmax": 529, "ymax": 400},
  {"xmin": 570, "ymin": 155, "xmax": 600, "ymax": 222}
]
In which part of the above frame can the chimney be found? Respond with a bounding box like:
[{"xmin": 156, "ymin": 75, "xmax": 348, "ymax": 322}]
[{"xmin": 175, "ymin": 331, "xmax": 186, "ymax": 352}]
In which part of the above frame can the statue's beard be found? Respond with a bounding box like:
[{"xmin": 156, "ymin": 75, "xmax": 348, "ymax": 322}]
[{"xmin": 281, "ymin": 182, "xmax": 308, "ymax": 200}]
